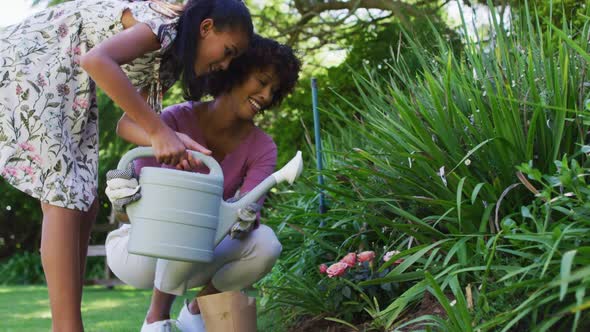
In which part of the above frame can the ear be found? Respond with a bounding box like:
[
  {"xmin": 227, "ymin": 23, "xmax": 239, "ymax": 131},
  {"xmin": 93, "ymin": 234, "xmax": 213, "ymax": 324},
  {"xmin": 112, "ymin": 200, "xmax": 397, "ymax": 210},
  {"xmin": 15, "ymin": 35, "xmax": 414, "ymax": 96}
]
[{"xmin": 200, "ymin": 18, "xmax": 214, "ymax": 38}]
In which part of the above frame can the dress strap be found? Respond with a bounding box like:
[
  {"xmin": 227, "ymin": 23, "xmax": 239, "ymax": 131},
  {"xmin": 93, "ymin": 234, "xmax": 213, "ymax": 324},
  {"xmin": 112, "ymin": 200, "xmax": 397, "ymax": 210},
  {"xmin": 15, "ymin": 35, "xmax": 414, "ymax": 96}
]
[{"xmin": 146, "ymin": 75, "xmax": 163, "ymax": 114}]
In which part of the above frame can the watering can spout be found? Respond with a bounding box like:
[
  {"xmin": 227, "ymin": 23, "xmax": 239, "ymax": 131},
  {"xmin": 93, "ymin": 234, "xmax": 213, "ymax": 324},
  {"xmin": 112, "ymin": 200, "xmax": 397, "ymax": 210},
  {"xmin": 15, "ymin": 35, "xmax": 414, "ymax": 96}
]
[
  {"xmin": 271, "ymin": 150, "xmax": 304, "ymax": 185},
  {"xmin": 214, "ymin": 151, "xmax": 303, "ymax": 245}
]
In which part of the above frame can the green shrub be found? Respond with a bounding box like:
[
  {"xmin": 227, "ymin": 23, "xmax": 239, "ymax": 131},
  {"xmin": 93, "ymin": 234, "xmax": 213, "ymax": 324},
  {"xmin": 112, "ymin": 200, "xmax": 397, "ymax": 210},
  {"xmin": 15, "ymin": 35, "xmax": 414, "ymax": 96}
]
[
  {"xmin": 0, "ymin": 251, "xmax": 44, "ymax": 285},
  {"xmin": 0, "ymin": 251, "xmax": 111, "ymax": 285},
  {"xmin": 261, "ymin": 2, "xmax": 590, "ymax": 330}
]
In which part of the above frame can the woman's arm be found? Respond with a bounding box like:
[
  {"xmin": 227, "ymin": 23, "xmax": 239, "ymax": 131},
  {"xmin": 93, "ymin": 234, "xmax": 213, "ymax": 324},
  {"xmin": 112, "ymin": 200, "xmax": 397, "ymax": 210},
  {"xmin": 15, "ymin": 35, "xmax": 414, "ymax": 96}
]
[
  {"xmin": 237, "ymin": 138, "xmax": 278, "ymax": 221},
  {"xmin": 79, "ymin": 20, "xmax": 188, "ymax": 165}
]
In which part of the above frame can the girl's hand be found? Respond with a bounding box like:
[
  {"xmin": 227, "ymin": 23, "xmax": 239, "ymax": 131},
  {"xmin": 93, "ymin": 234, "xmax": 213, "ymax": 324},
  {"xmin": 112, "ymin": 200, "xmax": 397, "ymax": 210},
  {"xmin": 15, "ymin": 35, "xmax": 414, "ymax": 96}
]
[
  {"xmin": 149, "ymin": 124, "xmax": 187, "ymax": 165},
  {"xmin": 176, "ymin": 132, "xmax": 211, "ymax": 156},
  {"xmin": 175, "ymin": 132, "xmax": 210, "ymax": 171}
]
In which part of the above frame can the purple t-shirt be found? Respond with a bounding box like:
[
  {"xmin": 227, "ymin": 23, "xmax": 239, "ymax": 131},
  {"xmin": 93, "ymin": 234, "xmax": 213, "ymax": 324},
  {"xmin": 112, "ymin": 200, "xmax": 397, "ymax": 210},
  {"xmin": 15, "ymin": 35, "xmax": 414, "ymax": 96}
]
[{"xmin": 134, "ymin": 101, "xmax": 277, "ymax": 226}]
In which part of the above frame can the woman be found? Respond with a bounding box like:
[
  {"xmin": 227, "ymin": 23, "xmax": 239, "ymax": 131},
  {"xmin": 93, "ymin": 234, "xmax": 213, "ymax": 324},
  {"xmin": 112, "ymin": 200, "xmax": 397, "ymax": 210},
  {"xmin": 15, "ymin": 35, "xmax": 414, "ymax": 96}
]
[{"xmin": 105, "ymin": 35, "xmax": 301, "ymax": 332}]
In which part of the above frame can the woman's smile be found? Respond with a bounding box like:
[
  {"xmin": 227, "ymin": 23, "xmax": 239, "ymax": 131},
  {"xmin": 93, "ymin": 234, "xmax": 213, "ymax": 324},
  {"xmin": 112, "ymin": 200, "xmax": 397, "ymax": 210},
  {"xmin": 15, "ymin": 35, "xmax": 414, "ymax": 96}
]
[{"xmin": 247, "ymin": 97, "xmax": 262, "ymax": 114}]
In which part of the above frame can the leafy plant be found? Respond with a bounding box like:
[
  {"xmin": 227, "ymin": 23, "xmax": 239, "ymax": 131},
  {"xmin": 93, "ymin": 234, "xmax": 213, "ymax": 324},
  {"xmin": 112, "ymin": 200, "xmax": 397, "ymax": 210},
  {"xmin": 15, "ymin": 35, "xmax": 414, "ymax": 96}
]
[
  {"xmin": 0, "ymin": 251, "xmax": 44, "ymax": 285},
  {"xmin": 0, "ymin": 252, "xmax": 110, "ymax": 285},
  {"xmin": 260, "ymin": 1, "xmax": 590, "ymax": 330}
]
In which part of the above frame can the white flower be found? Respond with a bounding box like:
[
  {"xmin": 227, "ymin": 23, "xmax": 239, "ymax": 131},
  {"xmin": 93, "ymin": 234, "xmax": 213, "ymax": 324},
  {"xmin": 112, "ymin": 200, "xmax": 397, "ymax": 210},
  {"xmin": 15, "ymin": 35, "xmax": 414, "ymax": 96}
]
[{"xmin": 438, "ymin": 166, "xmax": 447, "ymax": 186}]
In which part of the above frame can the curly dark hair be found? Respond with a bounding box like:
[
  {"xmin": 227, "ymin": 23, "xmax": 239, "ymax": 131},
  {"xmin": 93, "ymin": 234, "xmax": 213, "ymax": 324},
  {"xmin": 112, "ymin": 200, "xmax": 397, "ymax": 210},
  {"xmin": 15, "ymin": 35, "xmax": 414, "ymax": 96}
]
[{"xmin": 207, "ymin": 35, "xmax": 301, "ymax": 110}]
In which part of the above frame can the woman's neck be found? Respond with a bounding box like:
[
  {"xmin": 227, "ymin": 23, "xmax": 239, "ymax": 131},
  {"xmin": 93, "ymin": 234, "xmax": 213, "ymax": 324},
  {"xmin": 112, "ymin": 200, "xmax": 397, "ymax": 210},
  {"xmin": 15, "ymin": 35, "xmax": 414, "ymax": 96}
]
[{"xmin": 198, "ymin": 97, "xmax": 253, "ymax": 135}]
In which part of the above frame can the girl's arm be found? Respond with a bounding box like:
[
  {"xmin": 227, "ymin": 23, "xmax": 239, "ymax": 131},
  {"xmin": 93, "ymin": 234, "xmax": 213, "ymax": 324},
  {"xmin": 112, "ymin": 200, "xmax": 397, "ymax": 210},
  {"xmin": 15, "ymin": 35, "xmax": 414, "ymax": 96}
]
[
  {"xmin": 115, "ymin": 88, "xmax": 154, "ymax": 146},
  {"xmin": 116, "ymin": 112, "xmax": 151, "ymax": 146},
  {"xmin": 79, "ymin": 18, "xmax": 194, "ymax": 165}
]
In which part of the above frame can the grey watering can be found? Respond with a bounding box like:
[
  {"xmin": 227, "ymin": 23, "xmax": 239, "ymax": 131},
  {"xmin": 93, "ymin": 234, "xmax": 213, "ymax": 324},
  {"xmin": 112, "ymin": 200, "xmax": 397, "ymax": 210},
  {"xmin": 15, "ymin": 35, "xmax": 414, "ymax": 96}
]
[{"xmin": 115, "ymin": 147, "xmax": 303, "ymax": 263}]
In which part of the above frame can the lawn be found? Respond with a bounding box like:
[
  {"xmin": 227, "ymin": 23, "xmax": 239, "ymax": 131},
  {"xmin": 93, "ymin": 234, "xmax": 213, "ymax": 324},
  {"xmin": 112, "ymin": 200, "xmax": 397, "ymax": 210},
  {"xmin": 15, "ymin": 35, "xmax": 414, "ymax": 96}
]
[{"xmin": 0, "ymin": 285, "xmax": 283, "ymax": 332}]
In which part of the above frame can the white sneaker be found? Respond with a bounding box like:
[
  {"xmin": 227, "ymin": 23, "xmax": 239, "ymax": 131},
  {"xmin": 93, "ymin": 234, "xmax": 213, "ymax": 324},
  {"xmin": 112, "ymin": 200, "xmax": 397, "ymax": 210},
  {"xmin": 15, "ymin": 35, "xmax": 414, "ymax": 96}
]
[
  {"xmin": 141, "ymin": 318, "xmax": 182, "ymax": 332},
  {"xmin": 177, "ymin": 300, "xmax": 206, "ymax": 332}
]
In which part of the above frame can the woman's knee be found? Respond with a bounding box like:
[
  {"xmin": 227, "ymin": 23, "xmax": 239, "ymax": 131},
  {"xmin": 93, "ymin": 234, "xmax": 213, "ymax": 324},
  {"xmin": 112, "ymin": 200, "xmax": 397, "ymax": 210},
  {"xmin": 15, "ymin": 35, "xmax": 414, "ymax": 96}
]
[
  {"xmin": 105, "ymin": 226, "xmax": 156, "ymax": 289},
  {"xmin": 210, "ymin": 226, "xmax": 282, "ymax": 290},
  {"xmin": 251, "ymin": 225, "xmax": 282, "ymax": 271},
  {"xmin": 153, "ymin": 259, "xmax": 199, "ymax": 295}
]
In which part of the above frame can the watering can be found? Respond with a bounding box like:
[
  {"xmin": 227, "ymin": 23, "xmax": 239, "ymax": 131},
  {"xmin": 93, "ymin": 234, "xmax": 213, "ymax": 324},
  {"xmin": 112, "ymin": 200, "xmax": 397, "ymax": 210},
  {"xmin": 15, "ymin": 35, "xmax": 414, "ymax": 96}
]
[{"xmin": 115, "ymin": 147, "xmax": 303, "ymax": 263}]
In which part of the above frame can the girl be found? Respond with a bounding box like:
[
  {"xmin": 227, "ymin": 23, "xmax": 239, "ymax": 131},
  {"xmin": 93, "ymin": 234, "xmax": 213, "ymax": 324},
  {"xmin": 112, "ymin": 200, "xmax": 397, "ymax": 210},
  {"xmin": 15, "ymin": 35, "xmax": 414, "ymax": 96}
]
[
  {"xmin": 105, "ymin": 35, "xmax": 301, "ymax": 332},
  {"xmin": 0, "ymin": 0, "xmax": 252, "ymax": 331}
]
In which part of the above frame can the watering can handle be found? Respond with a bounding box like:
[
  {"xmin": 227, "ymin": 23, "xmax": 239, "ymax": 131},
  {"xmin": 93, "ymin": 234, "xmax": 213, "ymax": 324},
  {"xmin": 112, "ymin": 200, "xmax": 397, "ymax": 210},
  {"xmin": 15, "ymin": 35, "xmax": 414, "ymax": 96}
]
[{"xmin": 116, "ymin": 147, "xmax": 223, "ymax": 178}]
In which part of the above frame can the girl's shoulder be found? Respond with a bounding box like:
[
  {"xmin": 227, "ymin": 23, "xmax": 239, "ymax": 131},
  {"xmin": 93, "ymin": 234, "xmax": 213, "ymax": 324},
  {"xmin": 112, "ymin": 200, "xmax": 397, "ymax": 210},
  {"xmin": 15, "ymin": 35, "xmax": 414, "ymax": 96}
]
[{"xmin": 126, "ymin": 0, "xmax": 179, "ymax": 51}]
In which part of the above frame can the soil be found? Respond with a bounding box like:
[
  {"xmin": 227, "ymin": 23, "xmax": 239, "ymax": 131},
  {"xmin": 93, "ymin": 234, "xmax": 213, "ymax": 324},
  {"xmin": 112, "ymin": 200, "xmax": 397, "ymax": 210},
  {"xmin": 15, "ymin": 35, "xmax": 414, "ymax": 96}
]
[
  {"xmin": 286, "ymin": 292, "xmax": 453, "ymax": 332},
  {"xmin": 395, "ymin": 291, "xmax": 452, "ymax": 331}
]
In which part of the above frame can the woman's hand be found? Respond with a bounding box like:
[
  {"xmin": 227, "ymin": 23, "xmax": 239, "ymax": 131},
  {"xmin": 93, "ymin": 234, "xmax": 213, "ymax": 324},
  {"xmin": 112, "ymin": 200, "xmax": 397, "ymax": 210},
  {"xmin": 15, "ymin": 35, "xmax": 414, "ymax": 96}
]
[
  {"xmin": 175, "ymin": 132, "xmax": 210, "ymax": 171},
  {"xmin": 149, "ymin": 124, "xmax": 187, "ymax": 165}
]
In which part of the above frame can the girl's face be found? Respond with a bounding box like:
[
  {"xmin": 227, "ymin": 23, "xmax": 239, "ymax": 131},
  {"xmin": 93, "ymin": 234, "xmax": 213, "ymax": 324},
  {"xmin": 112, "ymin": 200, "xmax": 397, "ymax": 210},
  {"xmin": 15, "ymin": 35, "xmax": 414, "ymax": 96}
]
[
  {"xmin": 194, "ymin": 19, "xmax": 249, "ymax": 76},
  {"xmin": 229, "ymin": 67, "xmax": 280, "ymax": 120}
]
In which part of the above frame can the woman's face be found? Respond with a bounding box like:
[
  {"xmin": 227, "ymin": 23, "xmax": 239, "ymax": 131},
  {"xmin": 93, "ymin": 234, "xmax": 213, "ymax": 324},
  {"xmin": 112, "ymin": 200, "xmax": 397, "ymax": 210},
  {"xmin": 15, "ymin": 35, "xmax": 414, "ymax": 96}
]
[
  {"xmin": 194, "ymin": 19, "xmax": 249, "ymax": 76},
  {"xmin": 230, "ymin": 67, "xmax": 280, "ymax": 120}
]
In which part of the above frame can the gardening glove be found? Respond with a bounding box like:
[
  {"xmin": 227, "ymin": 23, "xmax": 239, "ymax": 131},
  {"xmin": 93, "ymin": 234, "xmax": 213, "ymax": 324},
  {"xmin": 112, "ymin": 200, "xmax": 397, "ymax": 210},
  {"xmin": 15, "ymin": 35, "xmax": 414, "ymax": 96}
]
[
  {"xmin": 227, "ymin": 195, "xmax": 261, "ymax": 240},
  {"xmin": 105, "ymin": 164, "xmax": 141, "ymax": 213}
]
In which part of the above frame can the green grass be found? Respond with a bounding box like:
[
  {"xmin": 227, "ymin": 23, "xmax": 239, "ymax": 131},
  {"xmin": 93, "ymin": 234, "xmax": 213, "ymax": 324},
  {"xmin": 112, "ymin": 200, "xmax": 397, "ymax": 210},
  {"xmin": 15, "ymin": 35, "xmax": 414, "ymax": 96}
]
[{"xmin": 0, "ymin": 285, "xmax": 283, "ymax": 332}]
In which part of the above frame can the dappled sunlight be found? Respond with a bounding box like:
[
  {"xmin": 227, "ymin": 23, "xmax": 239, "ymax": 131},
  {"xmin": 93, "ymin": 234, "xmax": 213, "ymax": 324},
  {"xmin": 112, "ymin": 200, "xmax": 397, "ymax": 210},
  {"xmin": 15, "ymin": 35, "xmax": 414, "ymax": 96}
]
[
  {"xmin": 0, "ymin": 286, "xmax": 45, "ymax": 294},
  {"xmin": 35, "ymin": 298, "xmax": 49, "ymax": 308},
  {"xmin": 83, "ymin": 287, "xmax": 153, "ymax": 300},
  {"xmin": 12, "ymin": 309, "xmax": 52, "ymax": 320},
  {"xmin": 82, "ymin": 298, "xmax": 131, "ymax": 312},
  {"xmin": 0, "ymin": 288, "xmax": 14, "ymax": 294},
  {"xmin": 34, "ymin": 298, "xmax": 49, "ymax": 306}
]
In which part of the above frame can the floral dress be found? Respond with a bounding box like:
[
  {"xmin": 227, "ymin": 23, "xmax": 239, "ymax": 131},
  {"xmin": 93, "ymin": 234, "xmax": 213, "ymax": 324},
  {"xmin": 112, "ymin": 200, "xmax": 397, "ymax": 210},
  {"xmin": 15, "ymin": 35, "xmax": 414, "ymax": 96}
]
[{"xmin": 0, "ymin": 0, "xmax": 178, "ymax": 211}]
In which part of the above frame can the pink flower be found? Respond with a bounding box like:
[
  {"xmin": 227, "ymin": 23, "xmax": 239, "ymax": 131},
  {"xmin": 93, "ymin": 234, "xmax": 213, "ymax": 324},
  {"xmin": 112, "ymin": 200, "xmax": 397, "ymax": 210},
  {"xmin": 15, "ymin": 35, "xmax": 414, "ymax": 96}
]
[
  {"xmin": 383, "ymin": 250, "xmax": 404, "ymax": 264},
  {"xmin": 319, "ymin": 264, "xmax": 328, "ymax": 274},
  {"xmin": 18, "ymin": 142, "xmax": 35, "ymax": 152},
  {"xmin": 73, "ymin": 97, "xmax": 89, "ymax": 110},
  {"xmin": 68, "ymin": 48, "xmax": 82, "ymax": 65},
  {"xmin": 16, "ymin": 84, "xmax": 23, "ymax": 95},
  {"xmin": 1, "ymin": 167, "xmax": 19, "ymax": 177},
  {"xmin": 31, "ymin": 154, "xmax": 43, "ymax": 165},
  {"xmin": 36, "ymin": 73, "xmax": 47, "ymax": 87},
  {"xmin": 340, "ymin": 252, "xmax": 356, "ymax": 267},
  {"xmin": 326, "ymin": 262, "xmax": 348, "ymax": 278},
  {"xmin": 20, "ymin": 166, "xmax": 34, "ymax": 177},
  {"xmin": 57, "ymin": 83, "xmax": 70, "ymax": 96},
  {"xmin": 58, "ymin": 23, "xmax": 68, "ymax": 38},
  {"xmin": 357, "ymin": 251, "xmax": 376, "ymax": 263}
]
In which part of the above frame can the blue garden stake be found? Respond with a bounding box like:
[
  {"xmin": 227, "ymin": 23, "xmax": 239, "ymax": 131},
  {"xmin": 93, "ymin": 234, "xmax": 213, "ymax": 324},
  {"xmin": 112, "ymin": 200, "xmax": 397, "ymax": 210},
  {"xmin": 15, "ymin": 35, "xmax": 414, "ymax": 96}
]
[{"xmin": 311, "ymin": 78, "xmax": 326, "ymax": 216}]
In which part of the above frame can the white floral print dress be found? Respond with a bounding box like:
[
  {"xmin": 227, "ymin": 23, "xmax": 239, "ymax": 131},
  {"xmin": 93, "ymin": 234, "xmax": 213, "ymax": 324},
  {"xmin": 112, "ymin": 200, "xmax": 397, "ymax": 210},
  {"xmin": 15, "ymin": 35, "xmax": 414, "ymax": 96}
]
[{"xmin": 0, "ymin": 0, "xmax": 178, "ymax": 211}]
